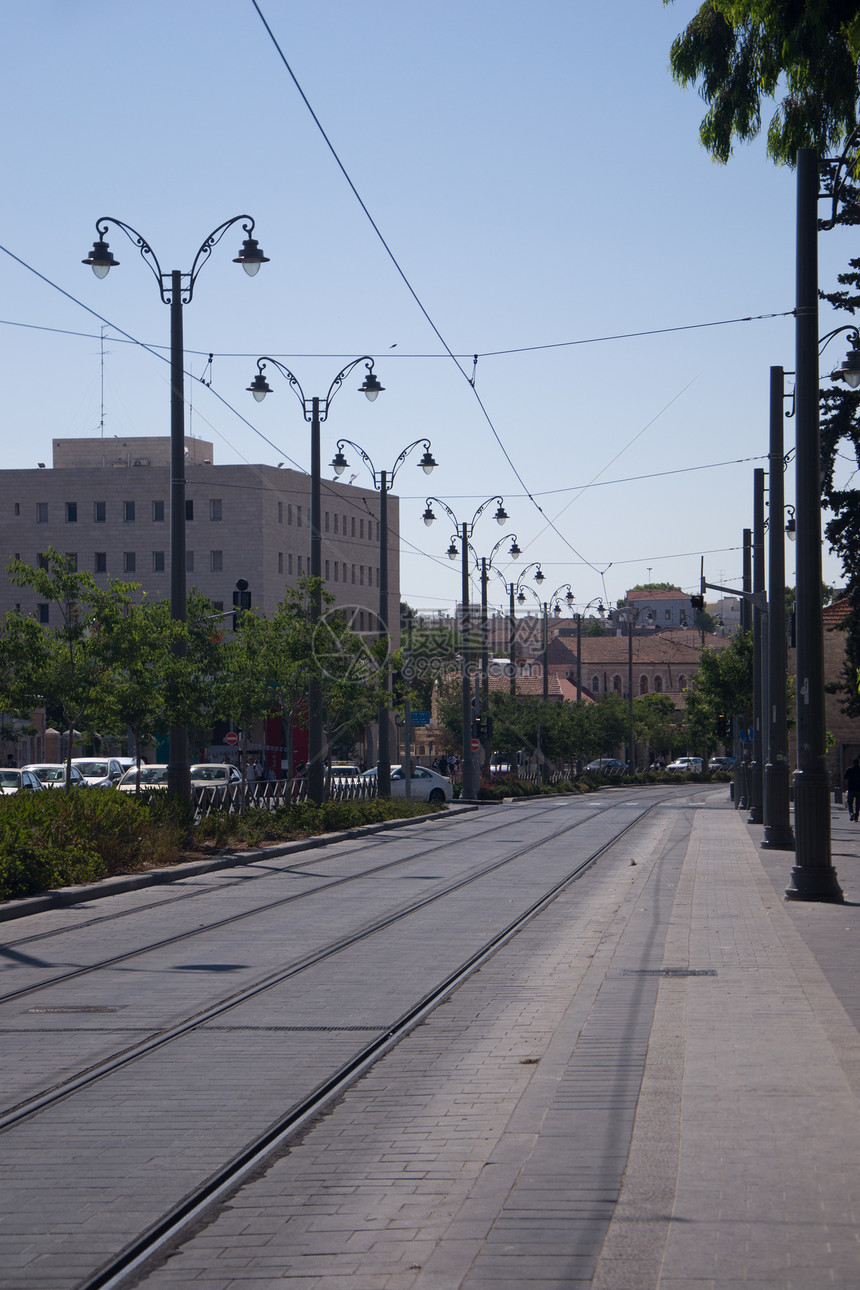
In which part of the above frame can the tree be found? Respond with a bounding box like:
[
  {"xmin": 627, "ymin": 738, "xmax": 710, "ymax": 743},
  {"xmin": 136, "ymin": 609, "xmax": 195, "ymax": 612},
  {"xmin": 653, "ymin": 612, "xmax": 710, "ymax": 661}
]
[
  {"xmin": 683, "ymin": 631, "xmax": 755, "ymax": 752},
  {"xmin": 665, "ymin": 0, "xmax": 860, "ymax": 164}
]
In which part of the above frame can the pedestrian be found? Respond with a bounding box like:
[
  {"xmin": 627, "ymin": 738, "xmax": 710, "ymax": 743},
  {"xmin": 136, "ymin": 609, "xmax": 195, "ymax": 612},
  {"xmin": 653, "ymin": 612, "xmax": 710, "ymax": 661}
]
[
  {"xmin": 438, "ymin": 754, "xmax": 448, "ymax": 776},
  {"xmin": 844, "ymin": 758, "xmax": 860, "ymax": 821}
]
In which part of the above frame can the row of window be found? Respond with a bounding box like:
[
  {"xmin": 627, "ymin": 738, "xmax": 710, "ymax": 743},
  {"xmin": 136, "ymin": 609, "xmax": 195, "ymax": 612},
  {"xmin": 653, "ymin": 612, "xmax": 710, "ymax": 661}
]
[
  {"xmin": 31, "ymin": 599, "xmax": 381, "ymax": 630},
  {"xmin": 24, "ymin": 500, "xmax": 224, "ymax": 524},
  {"xmin": 30, "ymin": 550, "xmax": 381, "ymax": 585},
  {"xmin": 589, "ymin": 673, "xmax": 687, "ymax": 695}
]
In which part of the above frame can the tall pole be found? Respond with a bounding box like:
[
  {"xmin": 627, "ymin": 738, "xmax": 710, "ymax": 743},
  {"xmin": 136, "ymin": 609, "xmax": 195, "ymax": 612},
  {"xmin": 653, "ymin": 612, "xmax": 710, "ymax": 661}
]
[
  {"xmin": 786, "ymin": 148, "xmax": 843, "ymax": 900},
  {"xmin": 542, "ymin": 603, "xmax": 549, "ymax": 702},
  {"xmin": 481, "ymin": 558, "xmax": 490, "ymax": 769},
  {"xmin": 509, "ymin": 582, "xmax": 516, "ymax": 697},
  {"xmin": 167, "ymin": 274, "xmax": 189, "ymax": 799},
  {"xmin": 748, "ymin": 468, "xmax": 765, "ymax": 823},
  {"xmin": 627, "ymin": 613, "xmax": 635, "ymax": 771},
  {"xmin": 763, "ymin": 366, "xmax": 795, "ymax": 849},
  {"xmin": 377, "ymin": 471, "xmax": 391, "ymax": 797},
  {"xmin": 460, "ymin": 523, "xmax": 476, "ymax": 799},
  {"xmin": 307, "ymin": 399, "xmax": 325, "ymax": 807}
]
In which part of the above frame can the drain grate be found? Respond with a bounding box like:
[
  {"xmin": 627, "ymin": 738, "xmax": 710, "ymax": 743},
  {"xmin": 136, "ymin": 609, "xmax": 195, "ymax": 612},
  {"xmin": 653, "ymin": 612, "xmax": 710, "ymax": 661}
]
[
  {"xmin": 623, "ymin": 968, "xmax": 717, "ymax": 977},
  {"xmin": 27, "ymin": 1005, "xmax": 125, "ymax": 1013}
]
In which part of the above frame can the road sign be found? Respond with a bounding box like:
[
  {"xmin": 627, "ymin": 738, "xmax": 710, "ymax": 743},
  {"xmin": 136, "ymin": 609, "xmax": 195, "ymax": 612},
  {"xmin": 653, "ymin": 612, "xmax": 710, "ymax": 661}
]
[
  {"xmin": 410, "ymin": 711, "xmax": 431, "ymax": 726},
  {"xmin": 471, "ymin": 738, "xmax": 480, "ymax": 752},
  {"xmin": 224, "ymin": 732, "xmax": 239, "ymax": 746}
]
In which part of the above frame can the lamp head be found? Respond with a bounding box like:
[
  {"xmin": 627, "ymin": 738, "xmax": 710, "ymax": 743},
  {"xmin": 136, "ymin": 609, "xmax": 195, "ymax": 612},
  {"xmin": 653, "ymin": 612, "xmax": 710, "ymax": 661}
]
[
  {"xmin": 517, "ymin": 589, "xmax": 526, "ymax": 605},
  {"xmin": 331, "ymin": 449, "xmax": 349, "ymax": 476},
  {"xmin": 832, "ymin": 341, "xmax": 860, "ymax": 389},
  {"xmin": 233, "ymin": 237, "xmax": 269, "ymax": 276},
  {"xmin": 534, "ymin": 567, "xmax": 545, "ymax": 585},
  {"xmin": 447, "ymin": 541, "xmax": 459, "ymax": 561},
  {"xmin": 565, "ymin": 589, "xmax": 575, "ymax": 607},
  {"xmin": 418, "ymin": 449, "xmax": 437, "ymax": 475},
  {"xmin": 359, "ymin": 370, "xmax": 384, "ymax": 401},
  {"xmin": 786, "ymin": 507, "xmax": 797, "ymax": 541},
  {"xmin": 83, "ymin": 238, "xmax": 120, "ymax": 279},
  {"xmin": 247, "ymin": 372, "xmax": 272, "ymax": 402},
  {"xmin": 494, "ymin": 502, "xmax": 509, "ymax": 525},
  {"xmin": 422, "ymin": 504, "xmax": 436, "ymax": 527},
  {"xmin": 508, "ymin": 540, "xmax": 522, "ymax": 559}
]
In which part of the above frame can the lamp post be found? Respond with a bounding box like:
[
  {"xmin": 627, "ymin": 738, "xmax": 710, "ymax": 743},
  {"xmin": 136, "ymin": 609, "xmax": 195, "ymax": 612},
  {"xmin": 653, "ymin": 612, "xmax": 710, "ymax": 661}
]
[
  {"xmin": 574, "ymin": 598, "xmax": 607, "ymax": 706},
  {"xmin": 748, "ymin": 468, "xmax": 766, "ymax": 823},
  {"xmin": 473, "ymin": 534, "xmax": 521, "ymax": 768},
  {"xmin": 609, "ymin": 604, "xmax": 654, "ymax": 771},
  {"xmin": 493, "ymin": 562, "xmax": 543, "ymax": 697},
  {"xmin": 423, "ymin": 496, "xmax": 510, "ymax": 800},
  {"xmin": 83, "ymin": 215, "xmax": 268, "ymax": 798},
  {"xmin": 541, "ymin": 583, "xmax": 576, "ymax": 702},
  {"xmin": 331, "ymin": 438, "xmax": 437, "ymax": 796},
  {"xmin": 762, "ymin": 367, "xmax": 796, "ymax": 850},
  {"xmin": 247, "ymin": 357, "xmax": 383, "ymax": 806}
]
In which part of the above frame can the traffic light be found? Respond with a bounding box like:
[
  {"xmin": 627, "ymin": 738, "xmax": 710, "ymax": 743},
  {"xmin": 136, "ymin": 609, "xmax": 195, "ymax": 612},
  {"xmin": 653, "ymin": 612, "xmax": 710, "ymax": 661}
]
[
  {"xmin": 232, "ymin": 578, "xmax": 251, "ymax": 629},
  {"xmin": 717, "ymin": 713, "xmax": 727, "ymax": 739},
  {"xmin": 690, "ymin": 594, "xmax": 704, "ymax": 611}
]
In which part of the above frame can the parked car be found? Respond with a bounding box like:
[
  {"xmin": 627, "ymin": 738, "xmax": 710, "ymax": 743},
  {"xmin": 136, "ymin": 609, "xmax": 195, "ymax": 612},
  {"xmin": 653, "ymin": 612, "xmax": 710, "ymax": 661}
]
[
  {"xmin": 708, "ymin": 756, "xmax": 736, "ymax": 770},
  {"xmin": 22, "ymin": 763, "xmax": 87, "ymax": 789},
  {"xmin": 117, "ymin": 764, "xmax": 170, "ymax": 792},
  {"xmin": 666, "ymin": 757, "xmax": 704, "ymax": 773},
  {"xmin": 0, "ymin": 768, "xmax": 45, "ymax": 795},
  {"xmin": 190, "ymin": 764, "xmax": 242, "ymax": 786},
  {"xmin": 585, "ymin": 758, "xmax": 628, "ymax": 776},
  {"xmin": 71, "ymin": 757, "xmax": 129, "ymax": 788},
  {"xmin": 328, "ymin": 763, "xmax": 362, "ymax": 783},
  {"xmin": 361, "ymin": 764, "xmax": 453, "ymax": 804}
]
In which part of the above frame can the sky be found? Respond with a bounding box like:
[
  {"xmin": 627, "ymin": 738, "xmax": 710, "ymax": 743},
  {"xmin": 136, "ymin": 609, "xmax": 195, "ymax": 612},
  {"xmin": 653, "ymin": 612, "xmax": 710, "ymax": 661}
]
[{"xmin": 2, "ymin": 0, "xmax": 857, "ymax": 621}]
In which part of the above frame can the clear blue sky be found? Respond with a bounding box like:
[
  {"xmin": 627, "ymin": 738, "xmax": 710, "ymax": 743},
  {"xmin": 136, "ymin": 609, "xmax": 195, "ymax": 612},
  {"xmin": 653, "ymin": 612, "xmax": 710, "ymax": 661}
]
[{"xmin": 1, "ymin": 1, "xmax": 854, "ymax": 617}]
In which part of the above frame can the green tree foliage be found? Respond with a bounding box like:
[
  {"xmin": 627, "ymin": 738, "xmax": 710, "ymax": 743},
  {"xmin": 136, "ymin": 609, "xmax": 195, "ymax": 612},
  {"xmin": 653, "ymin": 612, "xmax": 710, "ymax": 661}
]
[
  {"xmin": 683, "ymin": 631, "xmax": 754, "ymax": 751},
  {"xmin": 665, "ymin": 0, "xmax": 860, "ymax": 165}
]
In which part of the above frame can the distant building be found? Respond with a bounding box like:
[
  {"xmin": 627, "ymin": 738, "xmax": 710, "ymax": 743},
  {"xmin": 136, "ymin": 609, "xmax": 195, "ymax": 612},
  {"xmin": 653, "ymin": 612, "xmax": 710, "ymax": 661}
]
[{"xmin": 0, "ymin": 436, "xmax": 399, "ymax": 640}]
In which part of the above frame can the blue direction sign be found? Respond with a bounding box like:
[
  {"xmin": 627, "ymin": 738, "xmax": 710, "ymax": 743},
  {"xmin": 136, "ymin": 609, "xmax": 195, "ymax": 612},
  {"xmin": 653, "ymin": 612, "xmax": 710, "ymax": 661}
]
[{"xmin": 410, "ymin": 711, "xmax": 431, "ymax": 726}]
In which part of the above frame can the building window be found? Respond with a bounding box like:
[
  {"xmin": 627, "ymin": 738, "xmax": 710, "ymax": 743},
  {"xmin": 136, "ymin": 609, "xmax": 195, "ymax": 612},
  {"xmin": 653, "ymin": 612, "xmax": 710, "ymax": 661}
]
[
  {"xmin": 591, "ymin": 675, "xmax": 600, "ymax": 693},
  {"xmin": 351, "ymin": 516, "xmax": 356, "ymax": 537},
  {"xmin": 153, "ymin": 551, "xmax": 165, "ymax": 572},
  {"xmin": 342, "ymin": 562, "xmax": 347, "ymax": 582},
  {"xmin": 66, "ymin": 502, "xmax": 77, "ymax": 523},
  {"xmin": 654, "ymin": 675, "xmax": 663, "ymax": 693},
  {"xmin": 95, "ymin": 553, "xmax": 107, "ymax": 573},
  {"xmin": 38, "ymin": 604, "xmax": 49, "ymax": 624},
  {"xmin": 278, "ymin": 502, "xmax": 283, "ymax": 523},
  {"xmin": 13, "ymin": 503, "xmax": 19, "ymax": 516},
  {"xmin": 677, "ymin": 674, "xmax": 686, "ymax": 692},
  {"xmin": 36, "ymin": 503, "xmax": 47, "ymax": 523},
  {"xmin": 288, "ymin": 553, "xmax": 293, "ymax": 575},
  {"xmin": 334, "ymin": 562, "xmax": 339, "ymax": 581},
  {"xmin": 359, "ymin": 611, "xmax": 365, "ymax": 631},
  {"xmin": 640, "ymin": 675, "xmax": 649, "ymax": 695},
  {"xmin": 212, "ymin": 600, "xmax": 223, "ymax": 613},
  {"xmin": 359, "ymin": 518, "xmax": 364, "ymax": 539},
  {"xmin": 613, "ymin": 674, "xmax": 622, "ymax": 693},
  {"xmin": 665, "ymin": 610, "xmax": 671, "ymax": 621},
  {"xmin": 210, "ymin": 499, "xmax": 222, "ymax": 521},
  {"xmin": 359, "ymin": 566, "xmax": 364, "ymax": 586},
  {"xmin": 94, "ymin": 501, "xmax": 106, "ymax": 522},
  {"xmin": 152, "ymin": 500, "xmax": 165, "ymax": 522},
  {"xmin": 325, "ymin": 560, "xmax": 329, "ymax": 579},
  {"xmin": 37, "ymin": 553, "xmax": 48, "ymax": 570},
  {"xmin": 186, "ymin": 500, "xmax": 194, "ymax": 521},
  {"xmin": 123, "ymin": 501, "xmax": 135, "ymax": 523},
  {"xmin": 66, "ymin": 553, "xmax": 78, "ymax": 571},
  {"xmin": 324, "ymin": 512, "xmax": 330, "ymax": 532},
  {"xmin": 297, "ymin": 555, "xmax": 303, "ymax": 575},
  {"xmin": 210, "ymin": 550, "xmax": 223, "ymax": 572},
  {"xmin": 297, "ymin": 506, "xmax": 302, "ymax": 528},
  {"xmin": 124, "ymin": 552, "xmax": 136, "ymax": 573},
  {"xmin": 288, "ymin": 504, "xmax": 293, "ymax": 525},
  {"xmin": 278, "ymin": 552, "xmax": 283, "ymax": 574},
  {"xmin": 333, "ymin": 513, "xmax": 339, "ymax": 534}
]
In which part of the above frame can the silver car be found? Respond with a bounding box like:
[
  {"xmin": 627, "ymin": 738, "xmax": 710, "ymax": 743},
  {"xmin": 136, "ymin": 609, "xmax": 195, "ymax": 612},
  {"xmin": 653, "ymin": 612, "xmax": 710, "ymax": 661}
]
[
  {"xmin": 0, "ymin": 768, "xmax": 45, "ymax": 795},
  {"xmin": 22, "ymin": 763, "xmax": 87, "ymax": 789},
  {"xmin": 361, "ymin": 764, "xmax": 453, "ymax": 804}
]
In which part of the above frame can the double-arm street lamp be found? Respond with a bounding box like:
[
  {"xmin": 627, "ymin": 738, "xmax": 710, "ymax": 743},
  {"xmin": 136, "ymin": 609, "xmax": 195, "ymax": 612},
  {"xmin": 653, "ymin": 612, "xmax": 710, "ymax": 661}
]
[
  {"xmin": 609, "ymin": 603, "xmax": 654, "ymax": 771},
  {"xmin": 331, "ymin": 438, "xmax": 437, "ymax": 796},
  {"xmin": 247, "ymin": 357, "xmax": 384, "ymax": 806},
  {"xmin": 423, "ymin": 496, "xmax": 510, "ymax": 799},
  {"xmin": 472, "ymin": 533, "xmax": 521, "ymax": 766},
  {"xmin": 492, "ymin": 561, "xmax": 543, "ymax": 696},
  {"xmin": 83, "ymin": 215, "xmax": 269, "ymax": 798},
  {"xmin": 518, "ymin": 575, "xmax": 575, "ymax": 701},
  {"xmin": 573, "ymin": 598, "xmax": 607, "ymax": 707}
]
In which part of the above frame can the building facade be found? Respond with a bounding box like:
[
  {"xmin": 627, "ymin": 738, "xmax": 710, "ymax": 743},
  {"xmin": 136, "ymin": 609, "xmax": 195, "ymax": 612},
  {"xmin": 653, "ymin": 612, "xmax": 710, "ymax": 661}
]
[{"xmin": 0, "ymin": 436, "xmax": 400, "ymax": 641}]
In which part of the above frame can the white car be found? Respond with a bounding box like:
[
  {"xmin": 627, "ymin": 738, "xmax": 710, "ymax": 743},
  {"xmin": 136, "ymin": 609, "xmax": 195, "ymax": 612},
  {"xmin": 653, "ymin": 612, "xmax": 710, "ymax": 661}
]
[
  {"xmin": 190, "ymin": 764, "xmax": 243, "ymax": 787},
  {"xmin": 666, "ymin": 757, "xmax": 704, "ymax": 773},
  {"xmin": 0, "ymin": 768, "xmax": 45, "ymax": 795},
  {"xmin": 71, "ymin": 757, "xmax": 129, "ymax": 788},
  {"xmin": 361, "ymin": 764, "xmax": 453, "ymax": 804},
  {"xmin": 117, "ymin": 764, "xmax": 170, "ymax": 792},
  {"xmin": 22, "ymin": 763, "xmax": 87, "ymax": 789}
]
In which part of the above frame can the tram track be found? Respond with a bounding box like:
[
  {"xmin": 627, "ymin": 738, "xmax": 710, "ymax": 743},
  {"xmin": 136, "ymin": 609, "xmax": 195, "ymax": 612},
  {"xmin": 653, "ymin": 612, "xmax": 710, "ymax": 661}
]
[{"xmin": 0, "ymin": 796, "xmax": 656, "ymax": 1128}]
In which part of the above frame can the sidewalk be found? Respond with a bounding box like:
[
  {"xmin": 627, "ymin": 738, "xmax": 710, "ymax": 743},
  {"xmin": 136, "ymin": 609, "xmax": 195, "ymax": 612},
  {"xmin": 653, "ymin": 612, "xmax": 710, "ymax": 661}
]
[{"xmin": 138, "ymin": 793, "xmax": 860, "ymax": 1289}]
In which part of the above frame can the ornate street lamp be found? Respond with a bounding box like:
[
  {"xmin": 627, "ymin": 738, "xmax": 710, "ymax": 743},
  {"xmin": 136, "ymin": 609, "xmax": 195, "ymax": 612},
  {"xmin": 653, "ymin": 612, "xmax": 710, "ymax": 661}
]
[
  {"xmin": 609, "ymin": 604, "xmax": 654, "ymax": 771},
  {"xmin": 423, "ymin": 496, "xmax": 510, "ymax": 799},
  {"xmin": 469, "ymin": 533, "xmax": 520, "ymax": 768},
  {"xmin": 83, "ymin": 215, "xmax": 268, "ymax": 799},
  {"xmin": 247, "ymin": 356, "xmax": 383, "ymax": 805},
  {"xmin": 331, "ymin": 438, "xmax": 436, "ymax": 796}
]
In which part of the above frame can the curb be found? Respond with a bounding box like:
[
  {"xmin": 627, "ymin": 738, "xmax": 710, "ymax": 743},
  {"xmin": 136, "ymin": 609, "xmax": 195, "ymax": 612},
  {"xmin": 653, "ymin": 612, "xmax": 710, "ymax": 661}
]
[{"xmin": 0, "ymin": 803, "xmax": 479, "ymax": 923}]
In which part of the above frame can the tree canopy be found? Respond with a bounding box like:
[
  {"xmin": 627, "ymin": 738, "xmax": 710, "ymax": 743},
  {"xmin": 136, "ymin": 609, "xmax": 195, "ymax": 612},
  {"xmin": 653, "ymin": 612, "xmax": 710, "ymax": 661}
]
[{"xmin": 665, "ymin": 1, "xmax": 860, "ymax": 164}]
